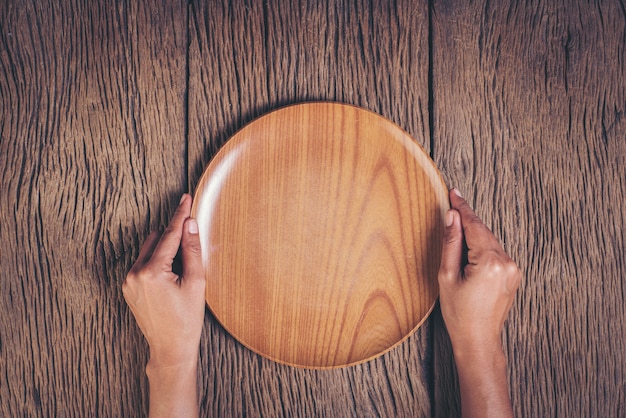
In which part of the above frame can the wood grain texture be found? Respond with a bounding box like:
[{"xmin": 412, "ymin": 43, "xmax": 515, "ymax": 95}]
[
  {"xmin": 192, "ymin": 103, "xmax": 448, "ymax": 368},
  {"xmin": 0, "ymin": 0, "xmax": 188, "ymax": 415},
  {"xmin": 431, "ymin": 1, "xmax": 626, "ymax": 416},
  {"xmin": 3, "ymin": 0, "xmax": 624, "ymax": 416},
  {"xmin": 188, "ymin": 0, "xmax": 434, "ymax": 415}
]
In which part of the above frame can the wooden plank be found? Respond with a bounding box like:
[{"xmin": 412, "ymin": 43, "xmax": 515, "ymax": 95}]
[
  {"xmin": 188, "ymin": 0, "xmax": 434, "ymax": 415},
  {"xmin": 431, "ymin": 0, "xmax": 626, "ymax": 416},
  {"xmin": 0, "ymin": 0, "xmax": 188, "ymax": 415}
]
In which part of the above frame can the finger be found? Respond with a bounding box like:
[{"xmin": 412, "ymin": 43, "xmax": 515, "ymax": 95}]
[
  {"xmin": 134, "ymin": 230, "xmax": 161, "ymax": 267},
  {"xmin": 449, "ymin": 189, "xmax": 500, "ymax": 250},
  {"xmin": 181, "ymin": 217, "xmax": 205, "ymax": 284},
  {"xmin": 438, "ymin": 209, "xmax": 463, "ymax": 285},
  {"xmin": 152, "ymin": 194, "xmax": 192, "ymax": 264}
]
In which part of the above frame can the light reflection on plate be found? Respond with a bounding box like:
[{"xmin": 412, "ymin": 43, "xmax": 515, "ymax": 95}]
[{"xmin": 192, "ymin": 102, "xmax": 449, "ymax": 368}]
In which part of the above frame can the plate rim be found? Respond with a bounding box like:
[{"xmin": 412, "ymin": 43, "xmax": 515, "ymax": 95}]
[{"xmin": 191, "ymin": 101, "xmax": 449, "ymax": 369}]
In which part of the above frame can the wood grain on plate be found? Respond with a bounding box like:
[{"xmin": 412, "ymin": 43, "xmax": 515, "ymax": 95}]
[
  {"xmin": 192, "ymin": 103, "xmax": 448, "ymax": 368},
  {"xmin": 3, "ymin": 0, "xmax": 625, "ymax": 416}
]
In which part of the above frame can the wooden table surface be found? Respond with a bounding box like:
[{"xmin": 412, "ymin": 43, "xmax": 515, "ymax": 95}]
[{"xmin": 1, "ymin": 0, "xmax": 624, "ymax": 416}]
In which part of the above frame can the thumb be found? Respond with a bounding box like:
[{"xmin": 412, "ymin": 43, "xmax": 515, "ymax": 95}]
[
  {"xmin": 438, "ymin": 209, "xmax": 463, "ymax": 285},
  {"xmin": 181, "ymin": 217, "xmax": 204, "ymax": 283}
]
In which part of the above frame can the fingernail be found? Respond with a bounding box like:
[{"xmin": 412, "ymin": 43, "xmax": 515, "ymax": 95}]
[
  {"xmin": 446, "ymin": 210, "xmax": 454, "ymax": 227},
  {"xmin": 187, "ymin": 218, "xmax": 198, "ymax": 234},
  {"xmin": 179, "ymin": 194, "xmax": 187, "ymax": 205},
  {"xmin": 452, "ymin": 188, "xmax": 463, "ymax": 198}
]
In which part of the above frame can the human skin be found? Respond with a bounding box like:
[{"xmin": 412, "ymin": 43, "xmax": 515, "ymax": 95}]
[
  {"xmin": 123, "ymin": 189, "xmax": 521, "ymax": 417},
  {"xmin": 122, "ymin": 194, "xmax": 206, "ymax": 418},
  {"xmin": 438, "ymin": 188, "xmax": 522, "ymax": 418}
]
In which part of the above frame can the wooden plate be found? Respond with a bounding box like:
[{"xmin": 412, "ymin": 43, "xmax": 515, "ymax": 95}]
[{"xmin": 192, "ymin": 102, "xmax": 449, "ymax": 368}]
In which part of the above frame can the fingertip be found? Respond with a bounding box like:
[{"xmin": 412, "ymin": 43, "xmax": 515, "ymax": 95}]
[
  {"xmin": 449, "ymin": 189, "xmax": 480, "ymax": 225},
  {"xmin": 181, "ymin": 218, "xmax": 204, "ymax": 283},
  {"xmin": 439, "ymin": 209, "xmax": 463, "ymax": 280},
  {"xmin": 186, "ymin": 217, "xmax": 199, "ymax": 234},
  {"xmin": 443, "ymin": 210, "xmax": 462, "ymax": 241},
  {"xmin": 182, "ymin": 218, "xmax": 202, "ymax": 257},
  {"xmin": 445, "ymin": 209, "xmax": 461, "ymax": 230},
  {"xmin": 449, "ymin": 188, "xmax": 466, "ymax": 207},
  {"xmin": 179, "ymin": 192, "xmax": 195, "ymax": 207},
  {"xmin": 445, "ymin": 210, "xmax": 454, "ymax": 227}
]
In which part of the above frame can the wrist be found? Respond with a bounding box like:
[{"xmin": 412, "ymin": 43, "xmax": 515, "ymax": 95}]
[
  {"xmin": 451, "ymin": 338, "xmax": 504, "ymax": 366},
  {"xmin": 147, "ymin": 343, "xmax": 200, "ymax": 369},
  {"xmin": 451, "ymin": 336, "xmax": 508, "ymax": 387},
  {"xmin": 453, "ymin": 345, "xmax": 507, "ymax": 385},
  {"xmin": 146, "ymin": 351, "xmax": 199, "ymax": 386},
  {"xmin": 146, "ymin": 356, "xmax": 198, "ymax": 376},
  {"xmin": 447, "ymin": 328, "xmax": 503, "ymax": 363}
]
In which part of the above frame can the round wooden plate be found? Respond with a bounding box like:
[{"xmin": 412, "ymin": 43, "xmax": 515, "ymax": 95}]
[{"xmin": 192, "ymin": 102, "xmax": 449, "ymax": 368}]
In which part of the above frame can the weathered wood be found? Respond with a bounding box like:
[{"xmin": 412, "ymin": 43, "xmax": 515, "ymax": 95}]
[
  {"xmin": 188, "ymin": 0, "xmax": 433, "ymax": 416},
  {"xmin": 431, "ymin": 0, "xmax": 626, "ymax": 416},
  {"xmin": 0, "ymin": 0, "xmax": 188, "ymax": 415},
  {"xmin": 3, "ymin": 0, "xmax": 625, "ymax": 416}
]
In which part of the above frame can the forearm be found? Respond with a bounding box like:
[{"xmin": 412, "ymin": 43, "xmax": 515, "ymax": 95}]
[
  {"xmin": 453, "ymin": 346, "xmax": 514, "ymax": 418},
  {"xmin": 146, "ymin": 359, "xmax": 199, "ymax": 418}
]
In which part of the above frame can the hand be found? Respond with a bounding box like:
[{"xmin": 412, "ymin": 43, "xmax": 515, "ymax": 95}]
[
  {"xmin": 123, "ymin": 194, "xmax": 206, "ymax": 366},
  {"xmin": 437, "ymin": 188, "xmax": 521, "ymax": 418},
  {"xmin": 438, "ymin": 188, "xmax": 521, "ymax": 356},
  {"xmin": 123, "ymin": 194, "xmax": 205, "ymax": 418}
]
